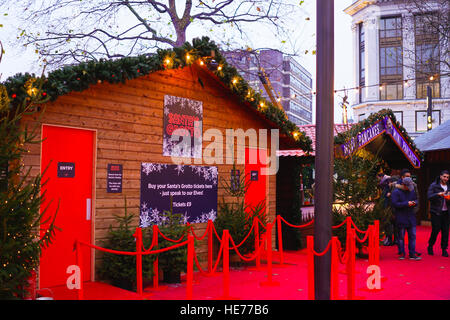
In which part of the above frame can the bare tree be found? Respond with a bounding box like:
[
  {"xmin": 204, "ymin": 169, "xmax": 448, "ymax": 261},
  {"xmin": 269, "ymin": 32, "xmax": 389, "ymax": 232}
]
[
  {"xmin": 0, "ymin": 0, "xmax": 310, "ymax": 70},
  {"xmin": 400, "ymin": 0, "xmax": 449, "ymax": 93}
]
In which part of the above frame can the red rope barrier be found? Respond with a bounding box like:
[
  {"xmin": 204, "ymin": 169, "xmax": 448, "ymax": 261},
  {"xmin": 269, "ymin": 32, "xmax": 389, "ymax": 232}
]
[
  {"xmin": 157, "ymin": 226, "xmax": 186, "ymax": 243},
  {"xmin": 279, "ymin": 215, "xmax": 314, "ymax": 229},
  {"xmin": 193, "ymin": 232, "xmax": 224, "ymax": 276},
  {"xmin": 349, "ymin": 219, "xmax": 369, "ymax": 234},
  {"xmin": 229, "ymin": 218, "xmax": 257, "ymax": 249},
  {"xmin": 331, "ymin": 219, "xmax": 347, "ymax": 229},
  {"xmin": 260, "ymin": 222, "xmax": 280, "ymax": 287},
  {"xmin": 187, "ymin": 222, "xmax": 209, "ymax": 241},
  {"xmin": 228, "ymin": 230, "xmax": 268, "ymax": 262},
  {"xmin": 186, "ymin": 235, "xmax": 194, "ymax": 300},
  {"xmin": 310, "ymin": 240, "xmax": 333, "ymax": 257},
  {"xmin": 355, "ymin": 229, "xmax": 370, "ymax": 243},
  {"xmin": 255, "ymin": 217, "xmax": 267, "ymax": 230}
]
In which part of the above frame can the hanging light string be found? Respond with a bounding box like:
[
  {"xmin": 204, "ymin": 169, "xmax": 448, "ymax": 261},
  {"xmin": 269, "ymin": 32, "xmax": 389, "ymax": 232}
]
[{"xmin": 285, "ymin": 71, "xmax": 450, "ymax": 100}]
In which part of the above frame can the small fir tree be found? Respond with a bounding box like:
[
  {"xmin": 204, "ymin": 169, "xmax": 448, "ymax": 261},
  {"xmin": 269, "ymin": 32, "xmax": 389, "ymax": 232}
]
[
  {"xmin": 332, "ymin": 134, "xmax": 392, "ymax": 251},
  {"xmin": 215, "ymin": 165, "xmax": 268, "ymax": 255},
  {"xmin": 0, "ymin": 77, "xmax": 59, "ymax": 299}
]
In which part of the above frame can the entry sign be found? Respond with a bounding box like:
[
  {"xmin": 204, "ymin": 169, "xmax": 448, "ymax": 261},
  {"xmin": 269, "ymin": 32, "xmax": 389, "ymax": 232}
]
[
  {"xmin": 57, "ymin": 162, "xmax": 75, "ymax": 178},
  {"xmin": 107, "ymin": 164, "xmax": 123, "ymax": 193}
]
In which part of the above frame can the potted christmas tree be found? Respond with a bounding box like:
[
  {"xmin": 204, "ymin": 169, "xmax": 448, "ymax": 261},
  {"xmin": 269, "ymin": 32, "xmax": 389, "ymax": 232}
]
[{"xmin": 154, "ymin": 197, "xmax": 189, "ymax": 284}]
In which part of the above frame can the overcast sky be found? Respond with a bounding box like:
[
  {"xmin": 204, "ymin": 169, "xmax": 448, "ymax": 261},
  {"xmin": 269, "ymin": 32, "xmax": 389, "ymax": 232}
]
[{"xmin": 0, "ymin": 0, "xmax": 355, "ymax": 122}]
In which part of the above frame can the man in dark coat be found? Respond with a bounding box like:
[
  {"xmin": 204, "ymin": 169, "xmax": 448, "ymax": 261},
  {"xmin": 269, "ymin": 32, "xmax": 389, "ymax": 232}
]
[
  {"xmin": 391, "ymin": 177, "xmax": 421, "ymax": 260},
  {"xmin": 427, "ymin": 170, "xmax": 450, "ymax": 257}
]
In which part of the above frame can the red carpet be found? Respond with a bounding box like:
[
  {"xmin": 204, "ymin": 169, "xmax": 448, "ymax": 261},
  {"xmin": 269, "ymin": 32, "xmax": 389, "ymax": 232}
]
[{"xmin": 50, "ymin": 226, "xmax": 450, "ymax": 300}]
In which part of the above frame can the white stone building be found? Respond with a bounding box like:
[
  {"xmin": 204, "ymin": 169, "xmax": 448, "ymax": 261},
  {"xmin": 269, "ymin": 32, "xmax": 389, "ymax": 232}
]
[{"xmin": 344, "ymin": 0, "xmax": 450, "ymax": 138}]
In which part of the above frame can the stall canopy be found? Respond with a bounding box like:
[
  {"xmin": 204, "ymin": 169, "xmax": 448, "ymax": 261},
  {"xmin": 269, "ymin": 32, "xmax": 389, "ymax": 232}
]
[
  {"xmin": 413, "ymin": 120, "xmax": 450, "ymax": 153},
  {"xmin": 277, "ymin": 124, "xmax": 352, "ymax": 157},
  {"xmin": 278, "ymin": 110, "xmax": 423, "ymax": 170}
]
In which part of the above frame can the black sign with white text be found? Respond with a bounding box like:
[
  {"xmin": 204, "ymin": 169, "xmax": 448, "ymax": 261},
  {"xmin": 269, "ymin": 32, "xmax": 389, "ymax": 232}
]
[
  {"xmin": 140, "ymin": 163, "xmax": 218, "ymax": 227},
  {"xmin": 57, "ymin": 162, "xmax": 75, "ymax": 178},
  {"xmin": 107, "ymin": 164, "xmax": 123, "ymax": 193}
]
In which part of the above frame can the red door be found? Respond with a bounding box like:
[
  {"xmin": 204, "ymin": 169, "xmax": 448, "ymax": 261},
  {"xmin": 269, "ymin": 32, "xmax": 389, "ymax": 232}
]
[
  {"xmin": 40, "ymin": 125, "xmax": 94, "ymax": 288},
  {"xmin": 245, "ymin": 148, "xmax": 267, "ymax": 214}
]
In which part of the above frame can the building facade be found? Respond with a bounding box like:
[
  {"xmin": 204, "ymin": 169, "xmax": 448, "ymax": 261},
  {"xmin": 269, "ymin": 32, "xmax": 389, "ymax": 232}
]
[
  {"xmin": 345, "ymin": 0, "xmax": 450, "ymax": 138},
  {"xmin": 223, "ymin": 50, "xmax": 313, "ymax": 126}
]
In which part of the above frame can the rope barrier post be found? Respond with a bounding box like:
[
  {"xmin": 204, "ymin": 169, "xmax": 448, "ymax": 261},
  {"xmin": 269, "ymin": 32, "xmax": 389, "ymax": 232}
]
[
  {"xmin": 221, "ymin": 230, "xmax": 231, "ymax": 299},
  {"xmin": 207, "ymin": 220, "xmax": 213, "ymax": 274},
  {"xmin": 331, "ymin": 236, "xmax": 339, "ymax": 300},
  {"xmin": 134, "ymin": 227, "xmax": 143, "ymax": 296},
  {"xmin": 276, "ymin": 215, "xmax": 285, "ymax": 267},
  {"xmin": 260, "ymin": 222, "xmax": 280, "ymax": 287},
  {"xmin": 347, "ymin": 228, "xmax": 356, "ymax": 300},
  {"xmin": 75, "ymin": 240, "xmax": 84, "ymax": 301},
  {"xmin": 307, "ymin": 236, "xmax": 314, "ymax": 300},
  {"xmin": 374, "ymin": 220, "xmax": 380, "ymax": 266},
  {"xmin": 149, "ymin": 225, "xmax": 167, "ymax": 291},
  {"xmin": 186, "ymin": 234, "xmax": 194, "ymax": 300},
  {"xmin": 255, "ymin": 219, "xmax": 261, "ymax": 269},
  {"xmin": 368, "ymin": 225, "xmax": 374, "ymax": 266},
  {"xmin": 152, "ymin": 225, "xmax": 159, "ymax": 290},
  {"xmin": 346, "ymin": 216, "xmax": 352, "ymax": 253}
]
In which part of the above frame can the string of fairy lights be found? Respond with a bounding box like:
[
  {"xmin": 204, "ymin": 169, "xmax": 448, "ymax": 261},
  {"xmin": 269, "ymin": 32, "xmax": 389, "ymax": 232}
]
[{"xmin": 287, "ymin": 71, "xmax": 450, "ymax": 101}]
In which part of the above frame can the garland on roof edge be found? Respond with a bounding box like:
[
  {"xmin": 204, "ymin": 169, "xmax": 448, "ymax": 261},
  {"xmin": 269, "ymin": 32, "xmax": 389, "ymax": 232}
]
[
  {"xmin": 2, "ymin": 36, "xmax": 312, "ymax": 152},
  {"xmin": 334, "ymin": 109, "xmax": 424, "ymax": 162}
]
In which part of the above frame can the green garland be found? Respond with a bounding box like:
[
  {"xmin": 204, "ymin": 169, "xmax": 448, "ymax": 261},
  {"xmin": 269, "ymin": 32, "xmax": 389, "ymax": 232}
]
[
  {"xmin": 2, "ymin": 36, "xmax": 312, "ymax": 152},
  {"xmin": 334, "ymin": 109, "xmax": 424, "ymax": 162}
]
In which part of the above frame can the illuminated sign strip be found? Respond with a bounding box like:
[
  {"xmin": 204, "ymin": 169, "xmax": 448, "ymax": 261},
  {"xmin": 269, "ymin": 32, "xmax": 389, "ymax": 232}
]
[{"xmin": 340, "ymin": 116, "xmax": 421, "ymax": 168}]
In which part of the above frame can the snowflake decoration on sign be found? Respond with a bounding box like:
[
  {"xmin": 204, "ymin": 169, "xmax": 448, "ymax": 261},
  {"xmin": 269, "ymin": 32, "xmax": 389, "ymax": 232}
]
[
  {"xmin": 140, "ymin": 202, "xmax": 151, "ymax": 228},
  {"xmin": 174, "ymin": 165, "xmax": 185, "ymax": 176},
  {"xmin": 142, "ymin": 163, "xmax": 167, "ymax": 175},
  {"xmin": 192, "ymin": 209, "xmax": 217, "ymax": 224},
  {"xmin": 190, "ymin": 166, "xmax": 218, "ymax": 185},
  {"xmin": 182, "ymin": 212, "xmax": 190, "ymax": 225}
]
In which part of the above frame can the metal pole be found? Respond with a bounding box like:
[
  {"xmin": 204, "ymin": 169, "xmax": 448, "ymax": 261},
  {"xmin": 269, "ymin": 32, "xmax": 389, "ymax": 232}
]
[
  {"xmin": 426, "ymin": 86, "xmax": 433, "ymax": 131},
  {"xmin": 314, "ymin": 0, "xmax": 334, "ymax": 300}
]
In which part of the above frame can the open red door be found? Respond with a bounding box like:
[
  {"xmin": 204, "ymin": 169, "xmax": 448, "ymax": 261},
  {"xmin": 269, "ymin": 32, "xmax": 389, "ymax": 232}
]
[{"xmin": 39, "ymin": 125, "xmax": 94, "ymax": 288}]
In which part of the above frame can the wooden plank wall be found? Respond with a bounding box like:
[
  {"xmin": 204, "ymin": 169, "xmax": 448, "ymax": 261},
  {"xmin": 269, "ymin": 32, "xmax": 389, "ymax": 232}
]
[{"xmin": 22, "ymin": 65, "xmax": 277, "ymax": 277}]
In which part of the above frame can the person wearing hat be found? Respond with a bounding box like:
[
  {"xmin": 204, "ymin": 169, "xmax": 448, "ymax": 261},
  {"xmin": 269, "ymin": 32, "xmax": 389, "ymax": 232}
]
[
  {"xmin": 427, "ymin": 170, "xmax": 450, "ymax": 257},
  {"xmin": 391, "ymin": 176, "xmax": 421, "ymax": 260}
]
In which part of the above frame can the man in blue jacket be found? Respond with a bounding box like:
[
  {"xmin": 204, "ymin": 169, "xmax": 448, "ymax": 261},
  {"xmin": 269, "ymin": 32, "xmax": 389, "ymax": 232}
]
[
  {"xmin": 391, "ymin": 177, "xmax": 421, "ymax": 260},
  {"xmin": 427, "ymin": 170, "xmax": 450, "ymax": 257}
]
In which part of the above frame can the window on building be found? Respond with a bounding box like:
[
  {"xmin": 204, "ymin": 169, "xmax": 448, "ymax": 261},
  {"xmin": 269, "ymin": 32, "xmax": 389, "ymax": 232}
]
[
  {"xmin": 380, "ymin": 46, "xmax": 403, "ymax": 76},
  {"xmin": 392, "ymin": 111, "xmax": 403, "ymax": 126},
  {"xmin": 379, "ymin": 83, "xmax": 403, "ymax": 100},
  {"xmin": 358, "ymin": 113, "xmax": 367, "ymax": 122},
  {"xmin": 359, "ymin": 23, "xmax": 365, "ymax": 103},
  {"xmin": 416, "ymin": 110, "xmax": 441, "ymax": 132},
  {"xmin": 379, "ymin": 16, "xmax": 402, "ymax": 39},
  {"xmin": 415, "ymin": 13, "xmax": 440, "ymax": 99},
  {"xmin": 379, "ymin": 16, "xmax": 403, "ymax": 101}
]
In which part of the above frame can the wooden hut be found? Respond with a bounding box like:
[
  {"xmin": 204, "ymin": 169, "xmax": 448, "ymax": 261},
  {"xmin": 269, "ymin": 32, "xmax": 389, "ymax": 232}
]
[
  {"xmin": 5, "ymin": 37, "xmax": 312, "ymax": 289},
  {"xmin": 414, "ymin": 120, "xmax": 450, "ymax": 223}
]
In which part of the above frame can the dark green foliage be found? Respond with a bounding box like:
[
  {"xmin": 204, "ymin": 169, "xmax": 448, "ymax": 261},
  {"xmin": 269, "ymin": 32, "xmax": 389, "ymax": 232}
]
[
  {"xmin": 2, "ymin": 37, "xmax": 312, "ymax": 152},
  {"xmin": 282, "ymin": 161, "xmax": 307, "ymax": 250},
  {"xmin": 0, "ymin": 80, "xmax": 58, "ymax": 299},
  {"xmin": 332, "ymin": 137, "xmax": 393, "ymax": 249},
  {"xmin": 97, "ymin": 199, "xmax": 155, "ymax": 291},
  {"xmin": 154, "ymin": 199, "xmax": 189, "ymax": 278}
]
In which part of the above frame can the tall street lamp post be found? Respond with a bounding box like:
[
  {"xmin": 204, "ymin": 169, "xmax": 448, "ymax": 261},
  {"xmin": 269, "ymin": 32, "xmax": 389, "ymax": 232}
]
[{"xmin": 314, "ymin": 0, "xmax": 334, "ymax": 300}]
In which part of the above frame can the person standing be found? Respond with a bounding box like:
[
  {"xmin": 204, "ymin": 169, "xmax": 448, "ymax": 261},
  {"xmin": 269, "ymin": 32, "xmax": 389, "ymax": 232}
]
[
  {"xmin": 377, "ymin": 173, "xmax": 395, "ymax": 246},
  {"xmin": 427, "ymin": 170, "xmax": 450, "ymax": 257},
  {"xmin": 391, "ymin": 177, "xmax": 421, "ymax": 260}
]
